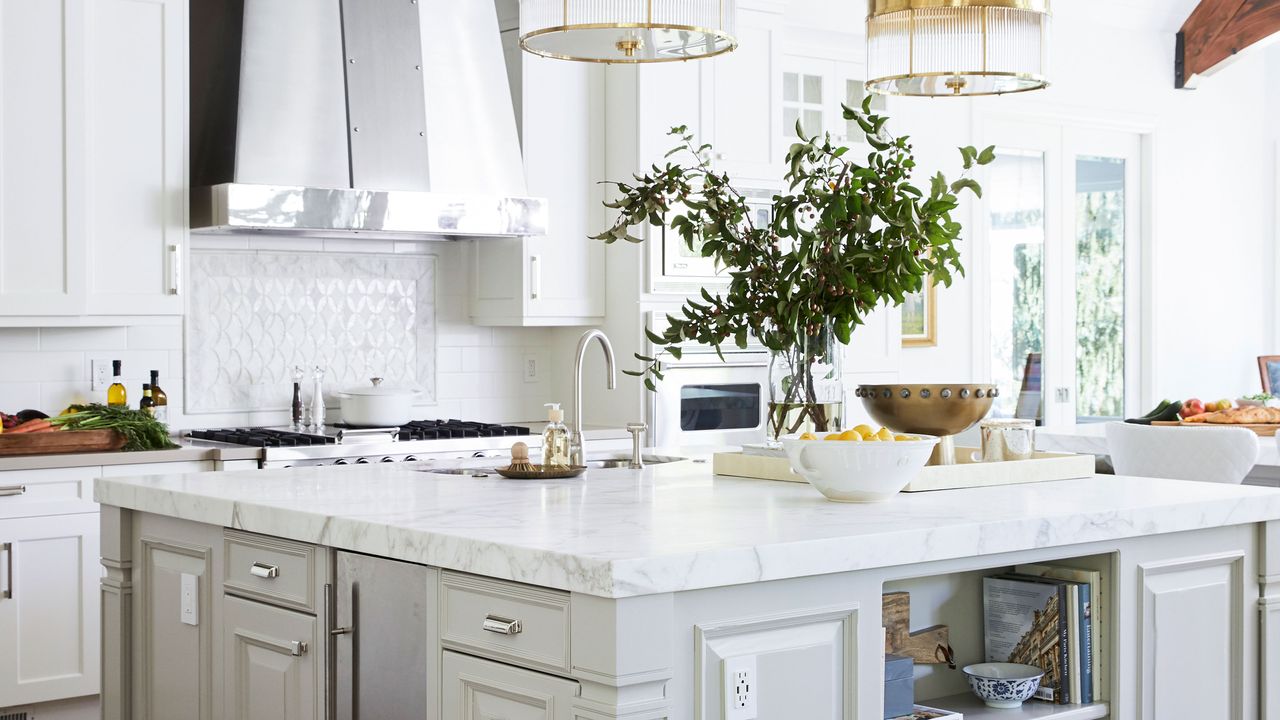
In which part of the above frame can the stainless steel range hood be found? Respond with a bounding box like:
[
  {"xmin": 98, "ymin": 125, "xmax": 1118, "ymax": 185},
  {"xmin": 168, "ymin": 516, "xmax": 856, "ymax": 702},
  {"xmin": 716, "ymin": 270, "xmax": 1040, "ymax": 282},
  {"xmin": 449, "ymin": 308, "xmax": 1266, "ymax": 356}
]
[{"xmin": 190, "ymin": 0, "xmax": 545, "ymax": 239}]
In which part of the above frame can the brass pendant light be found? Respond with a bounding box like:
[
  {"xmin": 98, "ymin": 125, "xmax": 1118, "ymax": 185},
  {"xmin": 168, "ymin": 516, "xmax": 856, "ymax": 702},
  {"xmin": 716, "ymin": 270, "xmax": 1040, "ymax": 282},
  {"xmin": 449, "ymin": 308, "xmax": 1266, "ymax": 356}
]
[
  {"xmin": 519, "ymin": 0, "xmax": 737, "ymax": 63},
  {"xmin": 866, "ymin": 0, "xmax": 1051, "ymax": 97}
]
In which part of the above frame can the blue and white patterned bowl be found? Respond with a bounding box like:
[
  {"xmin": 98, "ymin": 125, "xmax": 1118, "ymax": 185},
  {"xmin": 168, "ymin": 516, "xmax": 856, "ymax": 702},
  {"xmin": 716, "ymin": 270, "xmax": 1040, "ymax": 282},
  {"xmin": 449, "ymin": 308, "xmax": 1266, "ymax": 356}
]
[{"xmin": 962, "ymin": 663, "xmax": 1045, "ymax": 709}]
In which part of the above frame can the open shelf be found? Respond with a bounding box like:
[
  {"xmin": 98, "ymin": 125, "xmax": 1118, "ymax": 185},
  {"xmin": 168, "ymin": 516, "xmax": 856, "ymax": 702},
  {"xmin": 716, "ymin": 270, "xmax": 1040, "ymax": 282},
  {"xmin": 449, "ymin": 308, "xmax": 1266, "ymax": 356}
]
[{"xmin": 924, "ymin": 693, "xmax": 1109, "ymax": 720}]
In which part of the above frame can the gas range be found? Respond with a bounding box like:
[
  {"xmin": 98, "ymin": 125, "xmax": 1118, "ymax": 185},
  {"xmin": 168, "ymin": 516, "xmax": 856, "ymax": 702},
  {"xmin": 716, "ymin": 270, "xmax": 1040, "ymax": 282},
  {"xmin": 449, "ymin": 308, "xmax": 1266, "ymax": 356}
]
[{"xmin": 185, "ymin": 420, "xmax": 537, "ymax": 469}]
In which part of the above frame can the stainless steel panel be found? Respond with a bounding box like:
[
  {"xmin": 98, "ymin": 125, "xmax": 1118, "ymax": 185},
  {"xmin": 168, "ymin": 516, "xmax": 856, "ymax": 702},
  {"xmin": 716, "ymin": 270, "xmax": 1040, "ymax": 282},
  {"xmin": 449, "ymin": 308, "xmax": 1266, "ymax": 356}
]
[
  {"xmin": 340, "ymin": 0, "xmax": 430, "ymax": 191},
  {"xmin": 192, "ymin": 183, "xmax": 548, "ymax": 239},
  {"xmin": 235, "ymin": 0, "xmax": 349, "ymax": 187},
  {"xmin": 335, "ymin": 551, "xmax": 431, "ymax": 720}
]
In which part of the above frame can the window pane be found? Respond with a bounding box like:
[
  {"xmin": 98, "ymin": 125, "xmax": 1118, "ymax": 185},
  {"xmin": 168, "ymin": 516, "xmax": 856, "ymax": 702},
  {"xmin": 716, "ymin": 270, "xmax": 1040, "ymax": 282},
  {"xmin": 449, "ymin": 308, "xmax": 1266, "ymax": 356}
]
[
  {"xmin": 845, "ymin": 80, "xmax": 865, "ymax": 140},
  {"xmin": 784, "ymin": 72, "xmax": 799, "ymax": 102},
  {"xmin": 1075, "ymin": 156, "xmax": 1126, "ymax": 421},
  {"xmin": 989, "ymin": 150, "xmax": 1046, "ymax": 420},
  {"xmin": 803, "ymin": 109, "xmax": 824, "ymax": 136},
  {"xmin": 804, "ymin": 74, "xmax": 822, "ymax": 103},
  {"xmin": 783, "ymin": 107, "xmax": 799, "ymax": 134}
]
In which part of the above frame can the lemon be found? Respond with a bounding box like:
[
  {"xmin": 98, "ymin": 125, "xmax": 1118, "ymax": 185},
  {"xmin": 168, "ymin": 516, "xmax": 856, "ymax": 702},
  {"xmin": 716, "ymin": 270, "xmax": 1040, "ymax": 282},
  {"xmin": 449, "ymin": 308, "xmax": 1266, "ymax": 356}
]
[
  {"xmin": 799, "ymin": 432, "xmax": 817, "ymax": 441},
  {"xmin": 824, "ymin": 433, "xmax": 844, "ymax": 441},
  {"xmin": 894, "ymin": 434, "xmax": 912, "ymax": 442},
  {"xmin": 875, "ymin": 427, "xmax": 895, "ymax": 442},
  {"xmin": 839, "ymin": 430, "xmax": 864, "ymax": 442},
  {"xmin": 852, "ymin": 424, "xmax": 874, "ymax": 439}
]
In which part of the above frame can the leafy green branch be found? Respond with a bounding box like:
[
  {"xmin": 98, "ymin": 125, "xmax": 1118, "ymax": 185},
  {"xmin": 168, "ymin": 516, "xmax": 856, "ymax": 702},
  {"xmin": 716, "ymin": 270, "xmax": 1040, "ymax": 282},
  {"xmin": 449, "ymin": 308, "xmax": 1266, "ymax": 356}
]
[{"xmin": 594, "ymin": 97, "xmax": 995, "ymax": 388}]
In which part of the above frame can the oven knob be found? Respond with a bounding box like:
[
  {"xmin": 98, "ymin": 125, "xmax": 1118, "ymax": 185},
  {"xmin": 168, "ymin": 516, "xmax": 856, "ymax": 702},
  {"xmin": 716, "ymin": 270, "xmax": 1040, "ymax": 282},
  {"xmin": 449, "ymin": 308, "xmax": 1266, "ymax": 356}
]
[
  {"xmin": 472, "ymin": 451, "xmax": 488, "ymax": 458},
  {"xmin": 356, "ymin": 458, "xmax": 370, "ymax": 464},
  {"xmin": 403, "ymin": 455, "xmax": 419, "ymax": 462},
  {"xmin": 380, "ymin": 457, "xmax": 395, "ymax": 463},
  {"xmin": 334, "ymin": 459, "xmax": 349, "ymax": 465}
]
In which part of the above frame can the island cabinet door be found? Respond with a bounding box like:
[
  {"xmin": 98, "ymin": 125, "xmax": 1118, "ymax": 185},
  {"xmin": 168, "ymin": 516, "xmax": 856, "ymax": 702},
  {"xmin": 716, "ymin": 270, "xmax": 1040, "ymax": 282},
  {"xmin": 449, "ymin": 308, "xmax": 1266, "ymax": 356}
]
[
  {"xmin": 223, "ymin": 595, "xmax": 322, "ymax": 720},
  {"xmin": 442, "ymin": 651, "xmax": 579, "ymax": 720},
  {"xmin": 0, "ymin": 512, "xmax": 100, "ymax": 706}
]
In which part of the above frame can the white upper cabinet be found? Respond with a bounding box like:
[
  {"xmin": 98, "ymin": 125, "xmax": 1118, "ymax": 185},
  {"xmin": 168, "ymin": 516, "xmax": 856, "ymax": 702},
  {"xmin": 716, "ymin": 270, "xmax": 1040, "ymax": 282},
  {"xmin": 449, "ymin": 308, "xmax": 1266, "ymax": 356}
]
[
  {"xmin": 704, "ymin": 7, "xmax": 784, "ymax": 184},
  {"xmin": 0, "ymin": 0, "xmax": 185, "ymax": 322},
  {"xmin": 472, "ymin": 23, "xmax": 605, "ymax": 327}
]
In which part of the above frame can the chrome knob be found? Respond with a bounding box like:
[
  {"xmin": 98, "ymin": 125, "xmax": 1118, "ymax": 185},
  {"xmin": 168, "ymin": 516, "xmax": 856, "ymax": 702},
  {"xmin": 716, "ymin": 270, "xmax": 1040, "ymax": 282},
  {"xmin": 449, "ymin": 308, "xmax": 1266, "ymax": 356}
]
[
  {"xmin": 355, "ymin": 458, "xmax": 370, "ymax": 465},
  {"xmin": 334, "ymin": 459, "xmax": 349, "ymax": 465},
  {"xmin": 380, "ymin": 457, "xmax": 395, "ymax": 463}
]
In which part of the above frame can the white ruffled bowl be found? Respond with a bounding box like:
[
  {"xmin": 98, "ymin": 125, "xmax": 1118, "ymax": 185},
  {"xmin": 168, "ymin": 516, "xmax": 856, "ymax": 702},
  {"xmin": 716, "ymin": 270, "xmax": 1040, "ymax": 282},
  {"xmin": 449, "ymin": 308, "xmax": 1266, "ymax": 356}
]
[{"xmin": 778, "ymin": 433, "xmax": 938, "ymax": 503}]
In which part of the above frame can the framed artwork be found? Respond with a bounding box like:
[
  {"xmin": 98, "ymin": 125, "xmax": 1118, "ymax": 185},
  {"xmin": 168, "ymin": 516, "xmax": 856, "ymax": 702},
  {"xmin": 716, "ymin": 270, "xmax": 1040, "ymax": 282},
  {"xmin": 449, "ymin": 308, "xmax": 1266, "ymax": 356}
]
[
  {"xmin": 901, "ymin": 277, "xmax": 937, "ymax": 347},
  {"xmin": 1258, "ymin": 356, "xmax": 1280, "ymax": 395}
]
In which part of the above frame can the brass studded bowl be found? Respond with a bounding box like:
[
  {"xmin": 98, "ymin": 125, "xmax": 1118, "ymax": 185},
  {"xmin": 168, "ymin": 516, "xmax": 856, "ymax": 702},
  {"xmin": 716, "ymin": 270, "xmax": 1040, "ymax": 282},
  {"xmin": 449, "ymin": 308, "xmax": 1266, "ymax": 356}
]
[{"xmin": 857, "ymin": 384, "xmax": 998, "ymax": 464}]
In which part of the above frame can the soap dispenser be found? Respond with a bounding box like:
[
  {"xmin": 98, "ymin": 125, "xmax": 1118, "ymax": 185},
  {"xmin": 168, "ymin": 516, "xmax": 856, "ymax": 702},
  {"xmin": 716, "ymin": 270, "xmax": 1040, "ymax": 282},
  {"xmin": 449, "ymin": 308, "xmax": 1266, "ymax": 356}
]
[{"xmin": 542, "ymin": 403, "xmax": 571, "ymax": 469}]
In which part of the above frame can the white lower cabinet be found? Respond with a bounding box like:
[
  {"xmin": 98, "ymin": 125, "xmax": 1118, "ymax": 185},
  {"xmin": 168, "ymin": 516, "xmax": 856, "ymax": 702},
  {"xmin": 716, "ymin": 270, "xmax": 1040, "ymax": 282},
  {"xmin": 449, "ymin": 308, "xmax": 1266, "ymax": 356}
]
[
  {"xmin": 223, "ymin": 595, "xmax": 322, "ymax": 720},
  {"xmin": 442, "ymin": 651, "xmax": 579, "ymax": 720},
  {"xmin": 0, "ymin": 512, "xmax": 100, "ymax": 706}
]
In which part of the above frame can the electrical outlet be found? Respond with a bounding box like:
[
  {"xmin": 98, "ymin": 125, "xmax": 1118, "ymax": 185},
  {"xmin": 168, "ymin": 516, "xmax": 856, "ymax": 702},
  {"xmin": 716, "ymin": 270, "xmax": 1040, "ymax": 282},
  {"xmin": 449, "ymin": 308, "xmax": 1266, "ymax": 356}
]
[
  {"xmin": 180, "ymin": 573, "xmax": 199, "ymax": 626},
  {"xmin": 723, "ymin": 655, "xmax": 758, "ymax": 720},
  {"xmin": 523, "ymin": 352, "xmax": 539, "ymax": 383},
  {"xmin": 91, "ymin": 359, "xmax": 112, "ymax": 391}
]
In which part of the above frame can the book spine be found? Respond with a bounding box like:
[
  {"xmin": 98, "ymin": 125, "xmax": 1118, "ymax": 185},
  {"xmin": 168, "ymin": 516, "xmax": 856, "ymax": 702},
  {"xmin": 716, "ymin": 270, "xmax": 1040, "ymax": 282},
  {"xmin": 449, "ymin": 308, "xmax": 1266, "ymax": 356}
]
[
  {"xmin": 1058, "ymin": 584, "xmax": 1071, "ymax": 704},
  {"xmin": 1079, "ymin": 582, "xmax": 1093, "ymax": 704}
]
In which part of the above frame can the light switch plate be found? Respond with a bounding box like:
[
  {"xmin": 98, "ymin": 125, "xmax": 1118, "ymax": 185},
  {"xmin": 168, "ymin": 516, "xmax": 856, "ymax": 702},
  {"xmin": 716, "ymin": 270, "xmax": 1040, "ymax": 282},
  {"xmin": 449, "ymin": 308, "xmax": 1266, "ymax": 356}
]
[{"xmin": 180, "ymin": 573, "xmax": 198, "ymax": 626}]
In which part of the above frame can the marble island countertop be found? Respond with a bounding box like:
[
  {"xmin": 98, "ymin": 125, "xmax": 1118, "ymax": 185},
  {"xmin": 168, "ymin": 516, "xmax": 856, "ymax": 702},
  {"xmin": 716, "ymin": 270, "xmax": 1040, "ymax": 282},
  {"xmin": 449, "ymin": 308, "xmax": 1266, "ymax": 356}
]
[{"xmin": 94, "ymin": 458, "xmax": 1280, "ymax": 598}]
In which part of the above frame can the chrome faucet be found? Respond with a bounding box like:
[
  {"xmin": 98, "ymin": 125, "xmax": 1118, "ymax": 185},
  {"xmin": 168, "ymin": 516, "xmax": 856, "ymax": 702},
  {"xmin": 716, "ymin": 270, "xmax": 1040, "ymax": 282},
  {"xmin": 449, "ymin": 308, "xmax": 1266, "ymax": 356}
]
[{"xmin": 571, "ymin": 329, "xmax": 617, "ymax": 466}]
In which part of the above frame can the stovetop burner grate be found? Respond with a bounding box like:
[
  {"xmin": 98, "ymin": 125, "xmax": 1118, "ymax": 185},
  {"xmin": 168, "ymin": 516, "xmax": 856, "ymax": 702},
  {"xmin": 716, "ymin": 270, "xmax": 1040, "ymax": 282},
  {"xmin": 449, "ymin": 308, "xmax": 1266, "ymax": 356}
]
[
  {"xmin": 397, "ymin": 419, "xmax": 532, "ymax": 441},
  {"xmin": 186, "ymin": 428, "xmax": 338, "ymax": 448}
]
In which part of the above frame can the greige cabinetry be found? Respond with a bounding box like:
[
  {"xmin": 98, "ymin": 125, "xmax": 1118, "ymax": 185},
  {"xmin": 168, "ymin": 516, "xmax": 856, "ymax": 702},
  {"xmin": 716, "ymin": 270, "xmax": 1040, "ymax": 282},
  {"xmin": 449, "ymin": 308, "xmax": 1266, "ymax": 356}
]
[
  {"xmin": 442, "ymin": 651, "xmax": 578, "ymax": 720},
  {"xmin": 223, "ymin": 595, "xmax": 321, "ymax": 720}
]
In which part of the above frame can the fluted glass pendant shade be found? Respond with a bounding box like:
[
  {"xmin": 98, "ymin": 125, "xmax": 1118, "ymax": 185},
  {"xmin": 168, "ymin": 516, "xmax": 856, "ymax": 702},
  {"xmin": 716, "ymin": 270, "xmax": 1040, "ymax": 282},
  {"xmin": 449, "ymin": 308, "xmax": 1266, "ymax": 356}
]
[
  {"xmin": 867, "ymin": 0, "xmax": 1050, "ymax": 97},
  {"xmin": 519, "ymin": 0, "xmax": 737, "ymax": 63}
]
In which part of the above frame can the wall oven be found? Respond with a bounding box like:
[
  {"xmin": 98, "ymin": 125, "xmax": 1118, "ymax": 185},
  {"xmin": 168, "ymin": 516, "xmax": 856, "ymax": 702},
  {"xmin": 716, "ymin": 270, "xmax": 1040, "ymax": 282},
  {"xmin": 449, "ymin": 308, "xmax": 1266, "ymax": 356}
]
[{"xmin": 647, "ymin": 325, "xmax": 770, "ymax": 448}]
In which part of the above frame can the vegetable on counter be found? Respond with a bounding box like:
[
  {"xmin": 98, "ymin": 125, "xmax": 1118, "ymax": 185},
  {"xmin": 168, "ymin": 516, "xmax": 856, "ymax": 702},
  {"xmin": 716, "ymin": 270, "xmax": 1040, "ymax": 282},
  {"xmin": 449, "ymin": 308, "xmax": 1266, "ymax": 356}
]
[{"xmin": 49, "ymin": 403, "xmax": 177, "ymax": 451}]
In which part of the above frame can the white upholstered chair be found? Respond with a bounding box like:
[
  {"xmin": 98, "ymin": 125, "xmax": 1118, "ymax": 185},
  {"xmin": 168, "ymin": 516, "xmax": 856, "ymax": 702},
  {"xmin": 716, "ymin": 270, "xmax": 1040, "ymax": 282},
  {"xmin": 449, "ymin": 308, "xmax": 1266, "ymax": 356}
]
[{"xmin": 1104, "ymin": 422, "xmax": 1258, "ymax": 485}]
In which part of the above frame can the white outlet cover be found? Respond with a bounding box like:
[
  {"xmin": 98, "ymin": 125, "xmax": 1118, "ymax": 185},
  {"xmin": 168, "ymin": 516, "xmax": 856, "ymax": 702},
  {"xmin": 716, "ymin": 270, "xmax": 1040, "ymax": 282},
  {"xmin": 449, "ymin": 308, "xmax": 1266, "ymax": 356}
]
[
  {"xmin": 522, "ymin": 352, "xmax": 539, "ymax": 383},
  {"xmin": 91, "ymin": 359, "xmax": 112, "ymax": 392},
  {"xmin": 723, "ymin": 655, "xmax": 758, "ymax": 720}
]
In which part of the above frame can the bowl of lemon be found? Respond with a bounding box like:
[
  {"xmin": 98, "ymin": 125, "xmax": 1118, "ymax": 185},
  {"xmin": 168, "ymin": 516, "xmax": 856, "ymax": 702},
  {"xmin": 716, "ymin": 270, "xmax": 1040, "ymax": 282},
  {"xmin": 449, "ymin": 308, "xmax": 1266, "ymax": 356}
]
[{"xmin": 779, "ymin": 425, "xmax": 939, "ymax": 503}]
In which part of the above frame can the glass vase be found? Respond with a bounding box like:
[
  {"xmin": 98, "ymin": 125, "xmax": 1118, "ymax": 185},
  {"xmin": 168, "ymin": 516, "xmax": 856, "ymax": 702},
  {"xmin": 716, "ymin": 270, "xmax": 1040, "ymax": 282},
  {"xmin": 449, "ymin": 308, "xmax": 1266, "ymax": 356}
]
[{"xmin": 767, "ymin": 322, "xmax": 843, "ymax": 441}]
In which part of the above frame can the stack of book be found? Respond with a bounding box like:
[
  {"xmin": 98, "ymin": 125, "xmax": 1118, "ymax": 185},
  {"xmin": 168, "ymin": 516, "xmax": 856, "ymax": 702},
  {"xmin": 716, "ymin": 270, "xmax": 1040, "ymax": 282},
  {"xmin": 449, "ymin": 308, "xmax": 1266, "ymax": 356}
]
[{"xmin": 982, "ymin": 563, "xmax": 1104, "ymax": 705}]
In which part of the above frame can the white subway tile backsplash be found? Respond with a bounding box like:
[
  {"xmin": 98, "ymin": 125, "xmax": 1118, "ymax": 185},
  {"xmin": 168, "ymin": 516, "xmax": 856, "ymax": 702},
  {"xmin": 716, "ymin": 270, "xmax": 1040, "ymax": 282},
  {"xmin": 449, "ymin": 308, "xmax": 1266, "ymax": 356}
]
[
  {"xmin": 127, "ymin": 324, "xmax": 184, "ymax": 350},
  {"xmin": 437, "ymin": 348, "xmax": 463, "ymax": 373},
  {"xmin": 40, "ymin": 381, "xmax": 96, "ymax": 412},
  {"xmin": 41, "ymin": 326, "xmax": 128, "ymax": 351},
  {"xmin": 0, "ymin": 351, "xmax": 85, "ymax": 383},
  {"xmin": 0, "ymin": 328, "xmax": 39, "ymax": 351},
  {"xmin": 0, "ymin": 381, "xmax": 42, "ymax": 410}
]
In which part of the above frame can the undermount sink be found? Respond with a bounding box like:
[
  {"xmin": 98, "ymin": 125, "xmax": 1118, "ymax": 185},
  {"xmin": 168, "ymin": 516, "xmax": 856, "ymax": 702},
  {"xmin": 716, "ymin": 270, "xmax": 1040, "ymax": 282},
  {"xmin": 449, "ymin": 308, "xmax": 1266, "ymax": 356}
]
[{"xmin": 585, "ymin": 454, "xmax": 686, "ymax": 469}]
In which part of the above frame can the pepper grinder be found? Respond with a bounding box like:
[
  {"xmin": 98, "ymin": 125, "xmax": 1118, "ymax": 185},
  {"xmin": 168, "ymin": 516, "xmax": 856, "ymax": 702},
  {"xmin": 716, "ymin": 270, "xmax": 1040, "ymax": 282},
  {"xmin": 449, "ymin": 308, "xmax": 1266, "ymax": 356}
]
[
  {"xmin": 290, "ymin": 366, "xmax": 305, "ymax": 430},
  {"xmin": 310, "ymin": 366, "xmax": 326, "ymax": 429}
]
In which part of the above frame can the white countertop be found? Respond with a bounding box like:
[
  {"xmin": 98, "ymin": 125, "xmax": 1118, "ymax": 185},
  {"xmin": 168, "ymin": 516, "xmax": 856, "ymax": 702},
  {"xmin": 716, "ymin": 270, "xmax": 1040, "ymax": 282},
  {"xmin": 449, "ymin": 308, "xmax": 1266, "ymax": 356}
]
[{"xmin": 94, "ymin": 456, "xmax": 1280, "ymax": 599}]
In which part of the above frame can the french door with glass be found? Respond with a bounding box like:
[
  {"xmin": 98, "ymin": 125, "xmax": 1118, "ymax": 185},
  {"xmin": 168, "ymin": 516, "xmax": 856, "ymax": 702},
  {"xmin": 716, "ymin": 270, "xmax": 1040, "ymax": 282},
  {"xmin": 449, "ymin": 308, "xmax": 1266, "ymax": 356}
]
[{"xmin": 979, "ymin": 119, "xmax": 1143, "ymax": 426}]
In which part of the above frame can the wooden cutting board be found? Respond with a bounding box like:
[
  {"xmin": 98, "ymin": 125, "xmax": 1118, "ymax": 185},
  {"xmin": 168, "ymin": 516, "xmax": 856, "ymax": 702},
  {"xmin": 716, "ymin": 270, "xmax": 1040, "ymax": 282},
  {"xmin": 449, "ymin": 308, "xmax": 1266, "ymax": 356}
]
[
  {"xmin": 1150, "ymin": 420, "xmax": 1280, "ymax": 436},
  {"xmin": 0, "ymin": 429, "xmax": 126, "ymax": 456}
]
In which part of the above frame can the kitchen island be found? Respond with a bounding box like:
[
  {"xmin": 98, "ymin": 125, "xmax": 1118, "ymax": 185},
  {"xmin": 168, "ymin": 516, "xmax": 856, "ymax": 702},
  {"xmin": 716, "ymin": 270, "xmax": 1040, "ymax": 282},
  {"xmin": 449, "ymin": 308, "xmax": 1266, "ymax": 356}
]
[{"xmin": 96, "ymin": 459, "xmax": 1280, "ymax": 719}]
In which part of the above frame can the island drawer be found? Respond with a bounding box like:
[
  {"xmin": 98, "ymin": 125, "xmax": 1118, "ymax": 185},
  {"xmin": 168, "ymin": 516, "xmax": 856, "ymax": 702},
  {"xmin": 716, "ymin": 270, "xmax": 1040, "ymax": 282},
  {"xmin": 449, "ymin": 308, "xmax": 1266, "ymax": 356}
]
[
  {"xmin": 440, "ymin": 570, "xmax": 571, "ymax": 674},
  {"xmin": 223, "ymin": 530, "xmax": 322, "ymax": 613}
]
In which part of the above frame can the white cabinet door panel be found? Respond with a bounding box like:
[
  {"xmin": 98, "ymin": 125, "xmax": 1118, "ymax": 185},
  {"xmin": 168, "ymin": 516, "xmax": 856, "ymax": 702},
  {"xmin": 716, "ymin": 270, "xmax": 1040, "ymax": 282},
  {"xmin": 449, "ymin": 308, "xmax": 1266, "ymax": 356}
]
[
  {"xmin": 0, "ymin": 512, "xmax": 100, "ymax": 705},
  {"xmin": 708, "ymin": 8, "xmax": 781, "ymax": 183},
  {"xmin": 0, "ymin": 0, "xmax": 84, "ymax": 315},
  {"xmin": 83, "ymin": 0, "xmax": 185, "ymax": 315},
  {"xmin": 1140, "ymin": 553, "xmax": 1245, "ymax": 720}
]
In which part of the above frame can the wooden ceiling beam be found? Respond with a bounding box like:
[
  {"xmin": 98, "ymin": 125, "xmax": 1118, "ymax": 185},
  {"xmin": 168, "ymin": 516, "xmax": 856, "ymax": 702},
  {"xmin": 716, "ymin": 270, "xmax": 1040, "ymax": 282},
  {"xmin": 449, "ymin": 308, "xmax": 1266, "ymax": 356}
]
[{"xmin": 1176, "ymin": 0, "xmax": 1280, "ymax": 88}]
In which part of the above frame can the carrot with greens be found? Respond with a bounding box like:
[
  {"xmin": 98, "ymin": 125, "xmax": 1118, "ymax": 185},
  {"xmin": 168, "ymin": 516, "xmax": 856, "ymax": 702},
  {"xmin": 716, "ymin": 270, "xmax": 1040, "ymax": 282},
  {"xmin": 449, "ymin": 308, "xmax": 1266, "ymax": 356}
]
[
  {"xmin": 49, "ymin": 404, "xmax": 176, "ymax": 451},
  {"xmin": 8, "ymin": 418, "xmax": 54, "ymax": 433}
]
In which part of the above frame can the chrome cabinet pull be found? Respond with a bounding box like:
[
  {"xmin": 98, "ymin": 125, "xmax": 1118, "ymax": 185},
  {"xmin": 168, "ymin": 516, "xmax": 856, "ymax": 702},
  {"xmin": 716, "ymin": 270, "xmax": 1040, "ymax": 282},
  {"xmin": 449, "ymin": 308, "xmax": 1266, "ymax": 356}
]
[
  {"xmin": 169, "ymin": 244, "xmax": 182, "ymax": 295},
  {"xmin": 290, "ymin": 640, "xmax": 309, "ymax": 657},
  {"xmin": 529, "ymin": 255, "xmax": 542, "ymax": 300},
  {"xmin": 1, "ymin": 542, "xmax": 12, "ymax": 600},
  {"xmin": 0, "ymin": 485, "xmax": 26, "ymax": 497},
  {"xmin": 482, "ymin": 615, "xmax": 522, "ymax": 636},
  {"xmin": 249, "ymin": 562, "xmax": 279, "ymax": 579}
]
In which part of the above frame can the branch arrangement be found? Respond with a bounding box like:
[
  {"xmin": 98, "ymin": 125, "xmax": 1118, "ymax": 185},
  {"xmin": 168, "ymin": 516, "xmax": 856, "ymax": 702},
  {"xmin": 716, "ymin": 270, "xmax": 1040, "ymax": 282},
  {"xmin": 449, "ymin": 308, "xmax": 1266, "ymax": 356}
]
[{"xmin": 594, "ymin": 97, "xmax": 995, "ymax": 390}]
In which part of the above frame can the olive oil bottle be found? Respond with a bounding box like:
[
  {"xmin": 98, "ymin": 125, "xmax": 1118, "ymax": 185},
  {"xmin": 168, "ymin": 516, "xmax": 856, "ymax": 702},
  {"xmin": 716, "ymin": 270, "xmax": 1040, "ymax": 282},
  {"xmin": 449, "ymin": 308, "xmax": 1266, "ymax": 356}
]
[
  {"xmin": 107, "ymin": 360, "xmax": 127, "ymax": 408},
  {"xmin": 140, "ymin": 384, "xmax": 155, "ymax": 415},
  {"xmin": 149, "ymin": 370, "xmax": 168, "ymax": 422}
]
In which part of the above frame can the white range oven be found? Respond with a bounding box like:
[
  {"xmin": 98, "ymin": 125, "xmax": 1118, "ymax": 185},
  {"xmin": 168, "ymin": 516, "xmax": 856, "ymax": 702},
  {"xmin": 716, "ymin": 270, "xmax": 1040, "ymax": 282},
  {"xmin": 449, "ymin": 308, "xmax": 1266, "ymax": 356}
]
[{"xmin": 646, "ymin": 320, "xmax": 770, "ymax": 448}]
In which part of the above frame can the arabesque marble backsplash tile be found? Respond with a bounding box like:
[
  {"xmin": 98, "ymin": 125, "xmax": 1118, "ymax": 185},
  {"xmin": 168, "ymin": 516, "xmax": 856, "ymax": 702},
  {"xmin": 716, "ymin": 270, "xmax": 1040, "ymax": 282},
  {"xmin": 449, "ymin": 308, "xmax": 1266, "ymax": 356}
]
[{"xmin": 186, "ymin": 251, "xmax": 435, "ymax": 413}]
